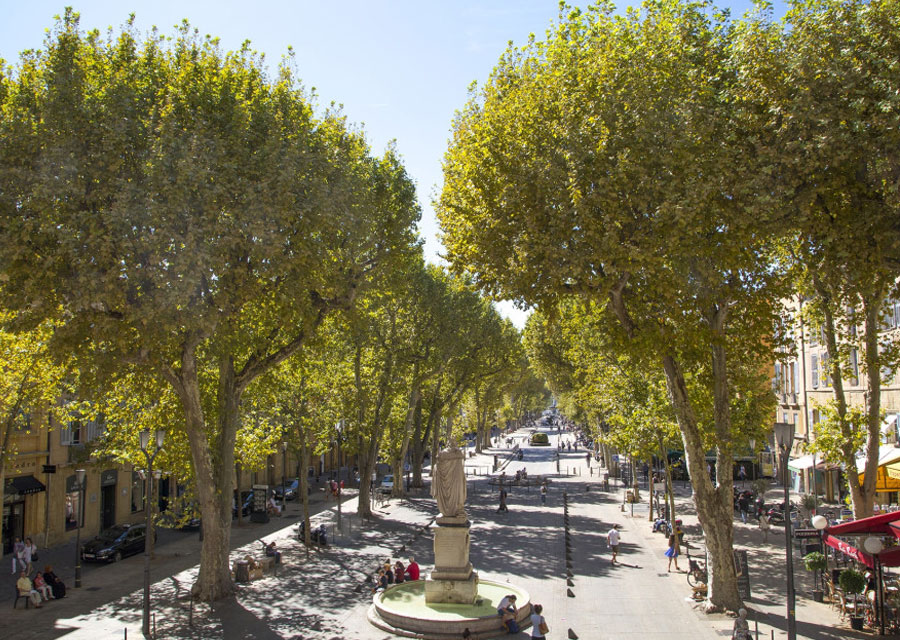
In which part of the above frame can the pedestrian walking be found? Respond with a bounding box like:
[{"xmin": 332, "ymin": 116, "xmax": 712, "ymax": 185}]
[
  {"xmin": 607, "ymin": 524, "xmax": 621, "ymax": 564},
  {"xmin": 497, "ymin": 487, "xmax": 509, "ymax": 513},
  {"xmin": 12, "ymin": 537, "xmax": 25, "ymax": 574},
  {"xmin": 586, "ymin": 452, "xmax": 591, "ymax": 468},
  {"xmin": 540, "ymin": 482, "xmax": 547, "ymax": 505},
  {"xmin": 758, "ymin": 513, "xmax": 770, "ymax": 543},
  {"xmin": 530, "ymin": 603, "xmax": 549, "ymax": 639},
  {"xmin": 666, "ymin": 520, "xmax": 683, "ymax": 571},
  {"xmin": 732, "ymin": 608, "xmax": 751, "ymax": 640},
  {"xmin": 737, "ymin": 493, "xmax": 750, "ymax": 524},
  {"xmin": 738, "ymin": 465, "xmax": 747, "ymax": 485}
]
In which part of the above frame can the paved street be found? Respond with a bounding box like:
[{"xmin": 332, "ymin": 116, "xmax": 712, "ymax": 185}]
[{"xmin": 2, "ymin": 425, "xmax": 864, "ymax": 639}]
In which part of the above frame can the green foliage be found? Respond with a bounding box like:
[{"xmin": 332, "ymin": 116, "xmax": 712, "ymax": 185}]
[
  {"xmin": 806, "ymin": 401, "xmax": 868, "ymax": 465},
  {"xmin": 839, "ymin": 568, "xmax": 866, "ymax": 595},
  {"xmin": 803, "ymin": 552, "xmax": 826, "ymax": 574}
]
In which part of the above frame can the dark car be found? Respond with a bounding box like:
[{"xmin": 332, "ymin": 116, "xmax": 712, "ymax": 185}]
[
  {"xmin": 272, "ymin": 479, "xmax": 300, "ymax": 502},
  {"xmin": 233, "ymin": 490, "xmax": 254, "ymax": 518},
  {"xmin": 81, "ymin": 523, "xmax": 152, "ymax": 563}
]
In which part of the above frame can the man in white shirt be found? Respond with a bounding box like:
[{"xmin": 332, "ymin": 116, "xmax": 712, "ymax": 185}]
[{"xmin": 607, "ymin": 524, "xmax": 621, "ymax": 564}]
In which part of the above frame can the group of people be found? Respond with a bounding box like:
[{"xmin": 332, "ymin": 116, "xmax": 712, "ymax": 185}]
[
  {"xmin": 495, "ymin": 594, "xmax": 549, "ymax": 638},
  {"xmin": 371, "ymin": 556, "xmax": 420, "ymax": 592},
  {"xmin": 12, "ymin": 536, "xmax": 66, "ymax": 608}
]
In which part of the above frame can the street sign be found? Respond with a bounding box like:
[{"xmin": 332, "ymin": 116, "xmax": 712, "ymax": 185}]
[
  {"xmin": 793, "ymin": 528, "xmax": 821, "ymax": 539},
  {"xmin": 42, "ymin": 464, "xmax": 56, "ymax": 474},
  {"xmin": 733, "ymin": 550, "xmax": 751, "ymax": 599}
]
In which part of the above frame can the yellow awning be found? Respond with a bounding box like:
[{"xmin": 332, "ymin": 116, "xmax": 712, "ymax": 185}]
[
  {"xmin": 887, "ymin": 462, "xmax": 900, "ymax": 481},
  {"xmin": 859, "ymin": 451, "xmax": 900, "ymax": 492}
]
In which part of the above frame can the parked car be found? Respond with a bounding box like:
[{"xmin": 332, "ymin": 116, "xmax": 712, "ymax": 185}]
[
  {"xmin": 272, "ymin": 479, "xmax": 300, "ymax": 502},
  {"xmin": 81, "ymin": 523, "xmax": 153, "ymax": 563},
  {"xmin": 379, "ymin": 475, "xmax": 394, "ymax": 494},
  {"xmin": 233, "ymin": 490, "xmax": 254, "ymax": 518}
]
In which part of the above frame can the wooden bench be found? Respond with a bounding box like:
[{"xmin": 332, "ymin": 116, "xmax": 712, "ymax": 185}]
[{"xmin": 13, "ymin": 586, "xmax": 33, "ymax": 609}]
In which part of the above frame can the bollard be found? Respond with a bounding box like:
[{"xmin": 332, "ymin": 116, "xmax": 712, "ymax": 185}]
[
  {"xmin": 189, "ymin": 596, "xmax": 194, "ymax": 626},
  {"xmin": 153, "ymin": 613, "xmax": 156, "ymax": 638},
  {"xmin": 124, "ymin": 630, "xmax": 127, "ymax": 640}
]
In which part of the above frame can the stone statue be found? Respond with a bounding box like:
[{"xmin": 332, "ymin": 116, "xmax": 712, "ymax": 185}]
[{"xmin": 431, "ymin": 447, "xmax": 466, "ymax": 519}]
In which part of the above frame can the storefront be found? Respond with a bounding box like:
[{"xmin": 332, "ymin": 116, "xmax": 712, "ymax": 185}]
[{"xmin": 3, "ymin": 475, "xmax": 46, "ymax": 555}]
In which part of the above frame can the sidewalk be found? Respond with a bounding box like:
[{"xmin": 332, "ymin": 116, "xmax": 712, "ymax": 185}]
[
  {"xmin": 623, "ymin": 477, "xmax": 868, "ymax": 640},
  {"xmin": 0, "ymin": 429, "xmax": 864, "ymax": 640}
]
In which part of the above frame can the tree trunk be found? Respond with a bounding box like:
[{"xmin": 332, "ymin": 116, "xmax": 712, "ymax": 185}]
[
  {"xmin": 410, "ymin": 390, "xmax": 426, "ymax": 488},
  {"xmin": 662, "ymin": 353, "xmax": 741, "ymax": 613},
  {"xmin": 857, "ymin": 294, "xmax": 883, "ymax": 517},
  {"xmin": 300, "ymin": 431, "xmax": 311, "ymax": 556}
]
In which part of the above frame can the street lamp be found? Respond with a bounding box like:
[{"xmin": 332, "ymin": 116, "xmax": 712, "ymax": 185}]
[
  {"xmin": 774, "ymin": 421, "xmax": 796, "ymax": 640},
  {"xmin": 864, "ymin": 536, "xmax": 885, "ymax": 636},
  {"xmin": 812, "ymin": 515, "xmax": 829, "ymax": 595},
  {"xmin": 74, "ymin": 468, "xmax": 86, "ymax": 588},
  {"xmin": 335, "ymin": 420, "xmax": 344, "ymax": 530},
  {"xmin": 749, "ymin": 438, "xmax": 757, "ymax": 482},
  {"xmin": 139, "ymin": 428, "xmax": 165, "ymax": 639},
  {"xmin": 282, "ymin": 441, "xmax": 288, "ymax": 513}
]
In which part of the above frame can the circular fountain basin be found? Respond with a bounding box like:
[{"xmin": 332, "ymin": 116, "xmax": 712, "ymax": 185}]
[{"xmin": 369, "ymin": 579, "xmax": 531, "ymax": 639}]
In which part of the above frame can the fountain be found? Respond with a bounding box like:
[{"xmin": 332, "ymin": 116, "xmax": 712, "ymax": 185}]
[{"xmin": 368, "ymin": 447, "xmax": 532, "ymax": 639}]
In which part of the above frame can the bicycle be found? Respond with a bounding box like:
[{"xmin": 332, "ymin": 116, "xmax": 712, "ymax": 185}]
[{"xmin": 686, "ymin": 546, "xmax": 707, "ymax": 588}]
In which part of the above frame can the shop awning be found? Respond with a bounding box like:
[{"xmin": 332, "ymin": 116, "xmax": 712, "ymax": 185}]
[
  {"xmin": 858, "ymin": 448, "xmax": 900, "ymax": 492},
  {"xmin": 823, "ymin": 511, "xmax": 900, "ymax": 568},
  {"xmin": 787, "ymin": 455, "xmax": 817, "ymax": 471},
  {"xmin": 4, "ymin": 475, "xmax": 46, "ymax": 496}
]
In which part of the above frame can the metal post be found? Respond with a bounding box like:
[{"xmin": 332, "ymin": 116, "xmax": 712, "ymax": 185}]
[
  {"xmin": 784, "ymin": 455, "xmax": 796, "ymax": 640},
  {"xmin": 140, "ymin": 430, "xmax": 164, "ymax": 640},
  {"xmin": 282, "ymin": 443, "xmax": 287, "ymax": 513},
  {"xmin": 878, "ymin": 557, "xmax": 885, "ymax": 636},
  {"xmin": 337, "ymin": 428, "xmax": 342, "ymax": 531},
  {"xmin": 143, "ymin": 457, "xmax": 153, "ymax": 638},
  {"xmin": 75, "ymin": 469, "xmax": 85, "ymax": 588}
]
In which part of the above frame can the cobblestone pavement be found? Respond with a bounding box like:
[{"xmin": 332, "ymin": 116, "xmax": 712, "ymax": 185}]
[{"xmin": 1, "ymin": 427, "xmax": 865, "ymax": 639}]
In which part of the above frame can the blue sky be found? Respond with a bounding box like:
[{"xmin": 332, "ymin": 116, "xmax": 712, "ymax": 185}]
[{"xmin": 1, "ymin": 1, "xmax": 778, "ymax": 328}]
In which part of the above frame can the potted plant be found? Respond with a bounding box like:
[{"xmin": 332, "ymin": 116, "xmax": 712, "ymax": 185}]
[
  {"xmin": 803, "ymin": 552, "xmax": 827, "ymax": 602},
  {"xmin": 838, "ymin": 568, "xmax": 867, "ymax": 630}
]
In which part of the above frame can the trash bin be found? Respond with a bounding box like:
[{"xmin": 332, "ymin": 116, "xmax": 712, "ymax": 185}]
[{"xmin": 235, "ymin": 560, "xmax": 250, "ymax": 583}]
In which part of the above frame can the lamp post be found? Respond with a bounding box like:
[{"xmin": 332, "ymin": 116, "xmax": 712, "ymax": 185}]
[
  {"xmin": 812, "ymin": 514, "xmax": 829, "ymax": 595},
  {"xmin": 282, "ymin": 441, "xmax": 288, "ymax": 513},
  {"xmin": 335, "ymin": 420, "xmax": 344, "ymax": 530},
  {"xmin": 74, "ymin": 468, "xmax": 86, "ymax": 588},
  {"xmin": 749, "ymin": 438, "xmax": 756, "ymax": 482},
  {"xmin": 139, "ymin": 429, "xmax": 165, "ymax": 639},
  {"xmin": 864, "ymin": 536, "xmax": 886, "ymax": 636},
  {"xmin": 774, "ymin": 421, "xmax": 796, "ymax": 640}
]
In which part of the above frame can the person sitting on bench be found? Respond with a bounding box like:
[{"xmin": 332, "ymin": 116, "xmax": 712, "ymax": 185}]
[
  {"xmin": 16, "ymin": 571, "xmax": 42, "ymax": 608},
  {"xmin": 265, "ymin": 541, "xmax": 281, "ymax": 564}
]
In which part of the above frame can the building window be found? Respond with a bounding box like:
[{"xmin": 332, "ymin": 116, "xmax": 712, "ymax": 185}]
[
  {"xmin": 811, "ymin": 355, "xmax": 819, "ymax": 389},
  {"xmin": 64, "ymin": 475, "xmax": 83, "ymax": 531},
  {"xmin": 60, "ymin": 420, "xmax": 82, "ymax": 446},
  {"xmin": 131, "ymin": 471, "xmax": 145, "ymax": 513},
  {"xmin": 809, "ymin": 326, "xmax": 817, "ymax": 347},
  {"xmin": 850, "ymin": 349, "xmax": 859, "ymax": 386},
  {"xmin": 822, "ymin": 353, "xmax": 831, "ymax": 388}
]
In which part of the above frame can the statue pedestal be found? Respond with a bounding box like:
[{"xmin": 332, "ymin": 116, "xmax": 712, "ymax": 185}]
[{"xmin": 425, "ymin": 520, "xmax": 479, "ymax": 604}]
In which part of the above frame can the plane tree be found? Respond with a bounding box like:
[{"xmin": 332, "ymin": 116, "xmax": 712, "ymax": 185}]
[
  {"xmin": 437, "ymin": 0, "xmax": 786, "ymax": 611},
  {"xmin": 0, "ymin": 13, "xmax": 419, "ymax": 600}
]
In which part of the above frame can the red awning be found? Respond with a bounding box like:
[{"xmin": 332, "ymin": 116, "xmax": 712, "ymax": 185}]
[
  {"xmin": 826, "ymin": 510, "xmax": 900, "ymax": 538},
  {"xmin": 823, "ymin": 510, "xmax": 900, "ymax": 568}
]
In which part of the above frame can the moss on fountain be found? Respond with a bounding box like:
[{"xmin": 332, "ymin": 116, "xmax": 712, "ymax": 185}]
[{"xmin": 370, "ymin": 579, "xmax": 531, "ymax": 639}]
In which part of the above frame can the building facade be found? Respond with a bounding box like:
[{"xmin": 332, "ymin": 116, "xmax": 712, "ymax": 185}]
[{"xmin": 773, "ymin": 295, "xmax": 900, "ymax": 503}]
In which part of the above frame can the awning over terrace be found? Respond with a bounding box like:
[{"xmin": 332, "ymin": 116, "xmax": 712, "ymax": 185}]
[{"xmin": 823, "ymin": 511, "xmax": 900, "ymax": 569}]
